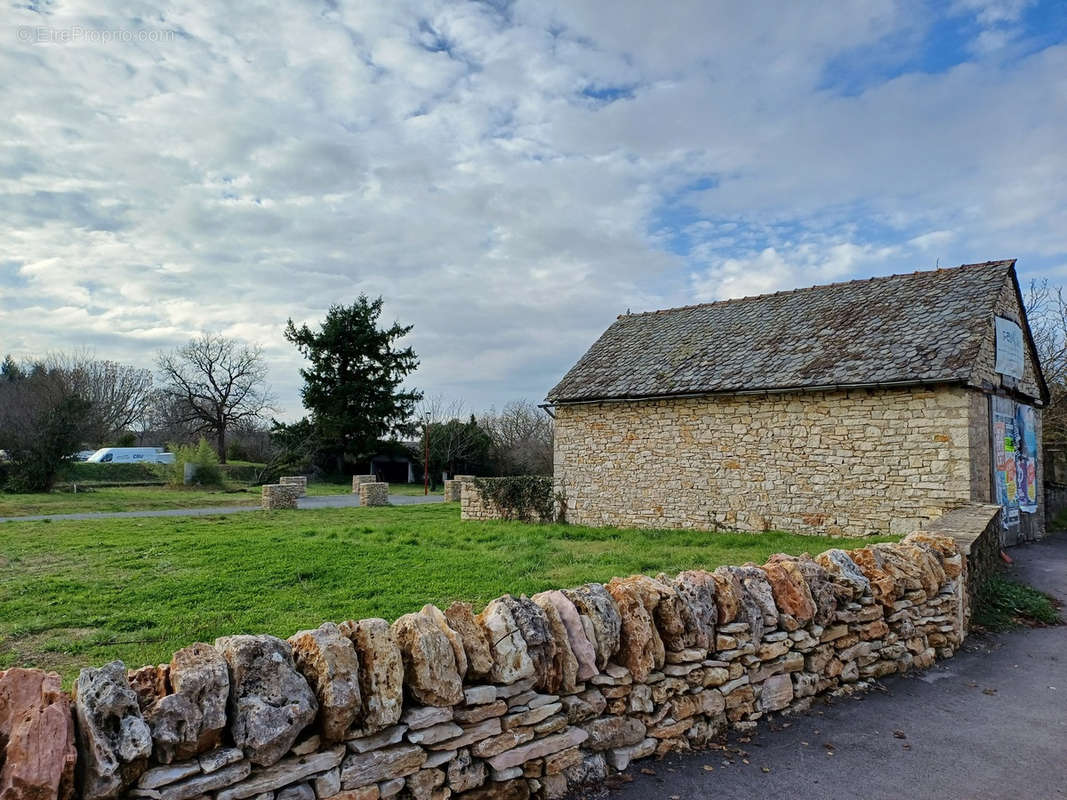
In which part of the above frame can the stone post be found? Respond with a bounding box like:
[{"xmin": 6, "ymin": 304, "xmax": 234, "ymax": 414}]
[
  {"xmin": 262, "ymin": 484, "xmax": 300, "ymax": 510},
  {"xmin": 351, "ymin": 475, "xmax": 377, "ymax": 493},
  {"xmin": 359, "ymin": 482, "xmax": 389, "ymax": 506},
  {"xmin": 279, "ymin": 476, "xmax": 308, "ymax": 497}
]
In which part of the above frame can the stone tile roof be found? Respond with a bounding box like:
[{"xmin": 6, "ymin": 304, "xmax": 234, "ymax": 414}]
[{"xmin": 548, "ymin": 260, "xmax": 1019, "ymax": 403}]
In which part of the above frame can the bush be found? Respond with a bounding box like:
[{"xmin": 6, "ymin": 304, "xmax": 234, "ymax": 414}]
[
  {"xmin": 471, "ymin": 475, "xmax": 565, "ymax": 523},
  {"xmin": 974, "ymin": 575, "xmax": 1061, "ymax": 630},
  {"xmin": 168, "ymin": 438, "xmax": 224, "ymax": 487},
  {"xmin": 61, "ymin": 462, "xmax": 165, "ymax": 485}
]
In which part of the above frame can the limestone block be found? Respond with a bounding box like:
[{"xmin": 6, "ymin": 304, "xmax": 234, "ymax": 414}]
[{"xmin": 359, "ymin": 482, "xmax": 389, "ymax": 507}]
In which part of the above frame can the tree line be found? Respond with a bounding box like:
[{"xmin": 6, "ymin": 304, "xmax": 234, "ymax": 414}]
[{"xmin": 0, "ymin": 294, "xmax": 553, "ymax": 492}]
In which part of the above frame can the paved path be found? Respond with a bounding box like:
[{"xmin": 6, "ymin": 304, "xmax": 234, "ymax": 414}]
[
  {"xmin": 0, "ymin": 492, "xmax": 444, "ymax": 523},
  {"xmin": 596, "ymin": 533, "xmax": 1067, "ymax": 800}
]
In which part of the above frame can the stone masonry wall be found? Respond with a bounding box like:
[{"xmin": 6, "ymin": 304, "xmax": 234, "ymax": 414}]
[
  {"xmin": 1, "ymin": 531, "xmax": 971, "ymax": 800},
  {"xmin": 554, "ymin": 387, "xmax": 975, "ymax": 537},
  {"xmin": 460, "ymin": 482, "xmax": 554, "ymax": 523}
]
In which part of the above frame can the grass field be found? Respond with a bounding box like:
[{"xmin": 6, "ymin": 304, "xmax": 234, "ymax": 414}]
[
  {"xmin": 0, "ymin": 486, "xmax": 260, "ymax": 516},
  {"xmin": 0, "ymin": 503, "xmax": 894, "ymax": 685}
]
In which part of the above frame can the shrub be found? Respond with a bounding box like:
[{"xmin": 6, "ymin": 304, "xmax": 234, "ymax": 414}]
[
  {"xmin": 168, "ymin": 438, "xmax": 224, "ymax": 487},
  {"xmin": 973, "ymin": 575, "xmax": 1061, "ymax": 630},
  {"xmin": 471, "ymin": 475, "xmax": 565, "ymax": 523}
]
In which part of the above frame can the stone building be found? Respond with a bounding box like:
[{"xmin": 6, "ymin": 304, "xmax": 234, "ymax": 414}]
[{"xmin": 546, "ymin": 260, "xmax": 1048, "ymax": 541}]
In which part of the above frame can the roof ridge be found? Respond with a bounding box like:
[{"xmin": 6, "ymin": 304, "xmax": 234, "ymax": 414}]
[{"xmin": 619, "ymin": 259, "xmax": 1016, "ymax": 319}]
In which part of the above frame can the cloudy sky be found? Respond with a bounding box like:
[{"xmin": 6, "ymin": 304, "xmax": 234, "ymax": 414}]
[{"xmin": 2, "ymin": 0, "xmax": 1066, "ymax": 419}]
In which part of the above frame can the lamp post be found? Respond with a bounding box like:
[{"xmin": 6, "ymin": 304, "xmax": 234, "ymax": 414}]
[{"xmin": 423, "ymin": 413, "xmax": 430, "ymax": 496}]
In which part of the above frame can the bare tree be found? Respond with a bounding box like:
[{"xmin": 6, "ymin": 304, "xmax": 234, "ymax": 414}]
[
  {"xmin": 417, "ymin": 395, "xmax": 492, "ymax": 481},
  {"xmin": 44, "ymin": 352, "xmax": 153, "ymax": 443},
  {"xmin": 480, "ymin": 399, "xmax": 554, "ymax": 475},
  {"xmin": 1026, "ymin": 279, "xmax": 1067, "ymax": 448},
  {"xmin": 156, "ymin": 334, "xmax": 274, "ymax": 463}
]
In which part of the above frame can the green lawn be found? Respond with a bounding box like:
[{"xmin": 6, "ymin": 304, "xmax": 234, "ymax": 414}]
[
  {"xmin": 0, "ymin": 486, "xmax": 260, "ymax": 517},
  {"xmin": 0, "ymin": 503, "xmax": 894, "ymax": 685}
]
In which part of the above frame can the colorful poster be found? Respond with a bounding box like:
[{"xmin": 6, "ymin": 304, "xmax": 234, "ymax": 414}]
[
  {"xmin": 1016, "ymin": 403, "xmax": 1038, "ymax": 513},
  {"xmin": 992, "ymin": 396, "xmax": 1039, "ymax": 524}
]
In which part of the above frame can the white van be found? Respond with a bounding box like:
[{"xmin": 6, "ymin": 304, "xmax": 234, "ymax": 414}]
[{"xmin": 86, "ymin": 447, "xmax": 176, "ymax": 465}]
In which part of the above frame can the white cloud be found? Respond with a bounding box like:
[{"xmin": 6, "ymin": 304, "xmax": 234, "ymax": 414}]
[{"xmin": 0, "ymin": 0, "xmax": 1064, "ymax": 418}]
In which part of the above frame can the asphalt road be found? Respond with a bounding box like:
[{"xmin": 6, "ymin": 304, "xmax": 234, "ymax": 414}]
[
  {"xmin": 0, "ymin": 491, "xmax": 444, "ymax": 522},
  {"xmin": 590, "ymin": 532, "xmax": 1067, "ymax": 800}
]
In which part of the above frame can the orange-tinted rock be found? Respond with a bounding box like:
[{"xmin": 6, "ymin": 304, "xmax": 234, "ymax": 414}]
[
  {"xmin": 814, "ymin": 549, "xmax": 870, "ymax": 599},
  {"xmin": 762, "ymin": 556, "xmax": 816, "ymax": 625},
  {"xmin": 126, "ymin": 665, "xmax": 168, "ymax": 711},
  {"xmin": 0, "ymin": 668, "xmax": 76, "ymax": 800},
  {"xmin": 444, "ymin": 602, "xmax": 494, "ymax": 681},
  {"xmin": 531, "ymin": 595, "xmax": 580, "ymax": 694},
  {"xmin": 605, "ymin": 579, "xmax": 662, "ymax": 682},
  {"xmin": 392, "ymin": 609, "xmax": 464, "ymax": 707},
  {"xmin": 671, "ymin": 570, "xmax": 718, "ymax": 651},
  {"xmin": 847, "ymin": 548, "xmax": 898, "ymax": 607},
  {"xmin": 710, "ymin": 569, "xmax": 742, "ymax": 625},
  {"xmin": 289, "ymin": 623, "xmax": 362, "ymax": 742}
]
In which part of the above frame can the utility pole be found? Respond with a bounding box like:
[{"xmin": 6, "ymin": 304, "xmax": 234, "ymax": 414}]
[{"xmin": 423, "ymin": 413, "xmax": 430, "ymax": 496}]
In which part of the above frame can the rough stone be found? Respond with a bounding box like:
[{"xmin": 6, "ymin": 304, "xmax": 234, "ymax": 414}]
[
  {"xmin": 73, "ymin": 661, "xmax": 153, "ymax": 800},
  {"xmin": 532, "ymin": 591, "xmax": 598, "ymax": 682},
  {"xmin": 338, "ymin": 619, "xmax": 404, "ymax": 733},
  {"xmin": 144, "ymin": 643, "xmax": 229, "ymax": 764},
  {"xmin": 289, "ymin": 623, "xmax": 362, "ymax": 742},
  {"xmin": 793, "ymin": 556, "xmax": 839, "ymax": 626},
  {"xmin": 392, "ymin": 610, "xmax": 464, "ymax": 707},
  {"xmin": 498, "ymin": 596, "xmax": 559, "ymax": 695},
  {"xmin": 446, "ymin": 749, "xmax": 485, "ymax": 793},
  {"xmin": 157, "ymin": 762, "xmax": 252, "ymax": 800},
  {"xmin": 580, "ymin": 717, "xmax": 646, "ymax": 751},
  {"xmin": 214, "ymin": 635, "xmax": 318, "ymax": 767},
  {"xmin": 213, "ymin": 747, "xmax": 344, "ymax": 800},
  {"xmin": 710, "ymin": 569, "xmax": 742, "ymax": 625},
  {"xmin": 421, "ymin": 604, "xmax": 468, "ymax": 680},
  {"xmin": 476, "ymin": 598, "xmax": 535, "ymax": 685},
  {"xmin": 340, "ymin": 745, "xmax": 427, "ymax": 790},
  {"xmin": 728, "ymin": 566, "xmax": 779, "ymax": 628},
  {"xmin": 759, "ymin": 674, "xmax": 794, "ymax": 711},
  {"xmin": 313, "ymin": 768, "xmax": 341, "ymax": 799},
  {"xmin": 530, "ymin": 595, "xmax": 580, "ymax": 693},
  {"xmin": 450, "ymin": 779, "xmax": 529, "ymax": 800},
  {"xmin": 761, "ymin": 556, "xmax": 817, "ymax": 624},
  {"xmin": 443, "ymin": 603, "xmax": 494, "ymax": 681},
  {"xmin": 815, "ymin": 549, "xmax": 871, "ymax": 599},
  {"xmin": 670, "ymin": 570, "xmax": 718, "ymax": 651},
  {"xmin": 848, "ymin": 548, "xmax": 901, "ymax": 606},
  {"xmin": 346, "ymin": 725, "xmax": 407, "ymax": 753},
  {"xmin": 276, "ymin": 783, "xmax": 314, "ymax": 800},
  {"xmin": 0, "ymin": 668, "xmax": 77, "ymax": 800},
  {"xmin": 198, "ymin": 747, "xmax": 244, "ymax": 772},
  {"xmin": 402, "ymin": 707, "xmax": 452, "ymax": 730},
  {"xmin": 561, "ymin": 585, "xmax": 621, "ymax": 670},
  {"xmin": 604, "ymin": 579, "xmax": 663, "ymax": 682},
  {"xmin": 485, "ymin": 727, "xmax": 589, "ymax": 771},
  {"xmin": 127, "ymin": 665, "xmax": 169, "ymax": 711}
]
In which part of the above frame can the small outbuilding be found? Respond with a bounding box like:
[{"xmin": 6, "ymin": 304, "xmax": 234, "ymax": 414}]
[{"xmin": 546, "ymin": 260, "xmax": 1047, "ymax": 541}]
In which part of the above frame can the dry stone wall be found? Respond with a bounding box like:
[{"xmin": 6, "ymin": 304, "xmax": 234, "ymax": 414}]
[
  {"xmin": 0, "ymin": 531, "xmax": 973, "ymax": 800},
  {"xmin": 359, "ymin": 483, "xmax": 389, "ymax": 507},
  {"xmin": 554, "ymin": 386, "xmax": 977, "ymax": 536},
  {"xmin": 280, "ymin": 477, "xmax": 308, "ymax": 497}
]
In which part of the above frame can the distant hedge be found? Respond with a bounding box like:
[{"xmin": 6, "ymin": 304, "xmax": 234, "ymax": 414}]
[{"xmin": 61, "ymin": 462, "xmax": 165, "ymax": 484}]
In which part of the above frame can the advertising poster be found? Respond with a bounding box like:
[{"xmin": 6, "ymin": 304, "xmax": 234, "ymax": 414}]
[{"xmin": 992, "ymin": 396, "xmax": 1039, "ymax": 526}]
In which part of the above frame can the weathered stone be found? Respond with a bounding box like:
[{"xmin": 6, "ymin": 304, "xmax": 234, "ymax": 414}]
[
  {"xmin": 670, "ymin": 570, "xmax": 718, "ymax": 651},
  {"xmin": 792, "ymin": 556, "xmax": 839, "ymax": 626},
  {"xmin": 0, "ymin": 668, "xmax": 77, "ymax": 800},
  {"xmin": 444, "ymin": 603, "xmax": 494, "ymax": 681},
  {"xmin": 815, "ymin": 549, "xmax": 871, "ymax": 599},
  {"xmin": 848, "ymin": 548, "xmax": 900, "ymax": 606},
  {"xmin": 454, "ymin": 700, "xmax": 507, "ymax": 724},
  {"xmin": 313, "ymin": 768, "xmax": 341, "ymax": 799},
  {"xmin": 580, "ymin": 717, "xmax": 646, "ymax": 751},
  {"xmin": 198, "ymin": 747, "xmax": 244, "ymax": 772},
  {"xmin": 896, "ymin": 543, "xmax": 947, "ymax": 598},
  {"xmin": 402, "ymin": 706, "xmax": 452, "ymax": 730},
  {"xmin": 213, "ymin": 747, "xmax": 344, "ymax": 800},
  {"xmin": 340, "ymin": 744, "xmax": 427, "ymax": 789},
  {"xmin": 463, "ymin": 685, "xmax": 497, "ymax": 706},
  {"xmin": 532, "ymin": 591, "xmax": 598, "ymax": 682},
  {"xmin": 427, "ymin": 718, "xmax": 501, "ymax": 750},
  {"xmin": 215, "ymin": 635, "xmax": 318, "ymax": 767},
  {"xmin": 498, "ymin": 596, "xmax": 560, "ymax": 694},
  {"xmin": 559, "ymin": 689, "xmax": 606, "ymax": 724},
  {"xmin": 530, "ymin": 595, "xmax": 580, "ymax": 694},
  {"xmin": 484, "ymin": 727, "xmax": 588, "ymax": 771},
  {"xmin": 127, "ymin": 665, "xmax": 169, "ymax": 711},
  {"xmin": 137, "ymin": 762, "xmax": 201, "ymax": 789},
  {"xmin": 392, "ymin": 610, "xmax": 464, "ymax": 707},
  {"xmin": 144, "ymin": 643, "xmax": 229, "ymax": 764},
  {"xmin": 759, "ymin": 674, "xmax": 794, "ymax": 711},
  {"xmin": 421, "ymin": 604, "xmax": 468, "ymax": 680},
  {"xmin": 156, "ymin": 761, "xmax": 251, "ymax": 800},
  {"xmin": 73, "ymin": 661, "xmax": 153, "ymax": 800},
  {"xmin": 446, "ymin": 749, "xmax": 485, "ymax": 793},
  {"xmin": 338, "ymin": 619, "xmax": 404, "ymax": 733},
  {"xmin": 476, "ymin": 598, "xmax": 535, "ymax": 685},
  {"xmin": 729, "ymin": 566, "xmax": 779, "ymax": 627},
  {"xmin": 761, "ymin": 556, "xmax": 817, "ymax": 624},
  {"xmin": 289, "ymin": 623, "xmax": 362, "ymax": 742},
  {"xmin": 561, "ymin": 585, "xmax": 621, "ymax": 670},
  {"xmin": 404, "ymin": 768, "xmax": 444, "ymax": 800},
  {"xmin": 406, "ymin": 722, "xmax": 463, "ymax": 745},
  {"xmin": 709, "ymin": 569, "xmax": 742, "ymax": 626},
  {"xmin": 604, "ymin": 580, "xmax": 662, "ymax": 682},
  {"xmin": 452, "ymin": 779, "xmax": 529, "ymax": 800},
  {"xmin": 345, "ymin": 725, "xmax": 407, "ymax": 753},
  {"xmin": 276, "ymin": 783, "xmax": 314, "ymax": 800},
  {"xmin": 469, "ymin": 729, "xmax": 534, "ymax": 759}
]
